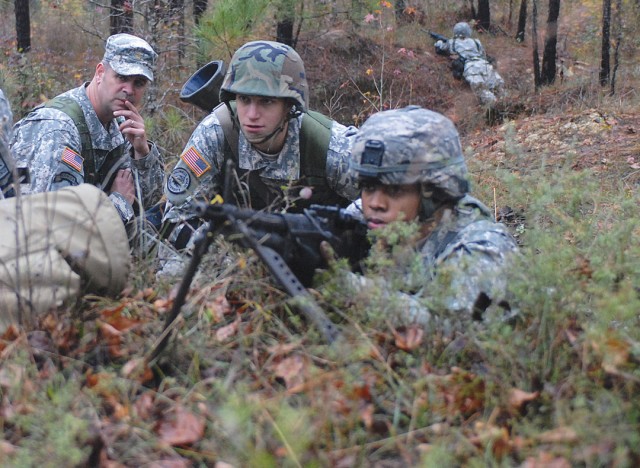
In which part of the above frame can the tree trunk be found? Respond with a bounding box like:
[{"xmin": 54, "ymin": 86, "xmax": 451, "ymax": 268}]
[
  {"xmin": 194, "ymin": 0, "xmax": 208, "ymax": 25},
  {"xmin": 14, "ymin": 0, "xmax": 31, "ymax": 52},
  {"xmin": 110, "ymin": 0, "xmax": 134, "ymax": 35},
  {"xmin": 477, "ymin": 0, "xmax": 491, "ymax": 30},
  {"xmin": 169, "ymin": 0, "xmax": 185, "ymax": 59},
  {"xmin": 610, "ymin": 0, "xmax": 622, "ymax": 95},
  {"xmin": 532, "ymin": 0, "xmax": 541, "ymax": 88},
  {"xmin": 540, "ymin": 0, "xmax": 560, "ymax": 85},
  {"xmin": 516, "ymin": 0, "xmax": 527, "ymax": 42},
  {"xmin": 599, "ymin": 0, "xmax": 611, "ymax": 86},
  {"xmin": 276, "ymin": 19, "xmax": 294, "ymax": 47},
  {"xmin": 467, "ymin": 0, "xmax": 477, "ymax": 18}
]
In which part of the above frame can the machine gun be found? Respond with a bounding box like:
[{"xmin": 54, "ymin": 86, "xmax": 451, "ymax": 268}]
[
  {"xmin": 428, "ymin": 30, "xmax": 448, "ymax": 43},
  {"xmin": 149, "ymin": 163, "xmax": 369, "ymax": 361},
  {"xmin": 428, "ymin": 30, "xmax": 451, "ymax": 57}
]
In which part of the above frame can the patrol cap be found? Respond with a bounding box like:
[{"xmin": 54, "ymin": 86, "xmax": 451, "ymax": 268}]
[{"xmin": 103, "ymin": 33, "xmax": 158, "ymax": 82}]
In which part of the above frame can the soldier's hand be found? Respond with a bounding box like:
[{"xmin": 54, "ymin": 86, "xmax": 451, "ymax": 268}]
[
  {"xmin": 115, "ymin": 100, "xmax": 150, "ymax": 158},
  {"xmin": 110, "ymin": 169, "xmax": 136, "ymax": 206},
  {"xmin": 319, "ymin": 240, "xmax": 338, "ymax": 267}
]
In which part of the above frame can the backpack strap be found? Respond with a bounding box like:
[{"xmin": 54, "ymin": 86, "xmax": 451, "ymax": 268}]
[
  {"xmin": 300, "ymin": 110, "xmax": 332, "ymax": 178},
  {"xmin": 213, "ymin": 102, "xmax": 238, "ymax": 161},
  {"xmin": 213, "ymin": 103, "xmax": 337, "ymax": 208},
  {"xmin": 43, "ymin": 96, "xmax": 128, "ymax": 189},
  {"xmin": 43, "ymin": 96, "xmax": 97, "ymax": 184},
  {"xmin": 213, "ymin": 103, "xmax": 331, "ymax": 179}
]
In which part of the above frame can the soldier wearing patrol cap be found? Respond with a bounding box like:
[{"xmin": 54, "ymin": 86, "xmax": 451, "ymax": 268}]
[
  {"xmin": 162, "ymin": 40, "xmax": 359, "ymax": 251},
  {"xmin": 346, "ymin": 105, "xmax": 518, "ymax": 325},
  {"xmin": 0, "ymin": 87, "xmax": 130, "ymax": 332},
  {"xmin": 10, "ymin": 33, "xmax": 164, "ymax": 234}
]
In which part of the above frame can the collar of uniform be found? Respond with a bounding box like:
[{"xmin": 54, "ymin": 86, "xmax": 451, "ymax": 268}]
[
  {"xmin": 237, "ymin": 115, "xmax": 302, "ymax": 180},
  {"xmin": 73, "ymin": 84, "xmax": 126, "ymax": 151}
]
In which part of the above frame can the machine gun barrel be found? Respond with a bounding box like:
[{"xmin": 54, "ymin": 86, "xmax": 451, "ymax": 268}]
[{"xmin": 428, "ymin": 30, "xmax": 448, "ymax": 42}]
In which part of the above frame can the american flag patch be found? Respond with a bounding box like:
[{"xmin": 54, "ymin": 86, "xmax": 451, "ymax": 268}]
[
  {"xmin": 61, "ymin": 147, "xmax": 83, "ymax": 172},
  {"xmin": 181, "ymin": 146, "xmax": 210, "ymax": 177}
]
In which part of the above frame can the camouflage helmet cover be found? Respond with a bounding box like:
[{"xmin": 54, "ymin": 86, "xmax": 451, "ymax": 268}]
[
  {"xmin": 453, "ymin": 22, "xmax": 472, "ymax": 38},
  {"xmin": 219, "ymin": 40, "xmax": 309, "ymax": 112},
  {"xmin": 350, "ymin": 106, "xmax": 469, "ymax": 200}
]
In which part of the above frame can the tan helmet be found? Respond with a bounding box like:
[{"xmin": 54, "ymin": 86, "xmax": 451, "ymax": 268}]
[{"xmin": 219, "ymin": 40, "xmax": 309, "ymax": 113}]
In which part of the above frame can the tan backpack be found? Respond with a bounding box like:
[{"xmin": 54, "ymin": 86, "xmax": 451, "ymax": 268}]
[{"xmin": 0, "ymin": 184, "xmax": 130, "ymax": 332}]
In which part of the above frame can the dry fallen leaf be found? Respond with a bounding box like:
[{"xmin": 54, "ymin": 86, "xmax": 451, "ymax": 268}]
[
  {"xmin": 508, "ymin": 388, "xmax": 539, "ymax": 411},
  {"xmin": 273, "ymin": 355, "xmax": 305, "ymax": 389},
  {"xmin": 536, "ymin": 426, "xmax": 578, "ymax": 444},
  {"xmin": 156, "ymin": 405, "xmax": 205, "ymax": 446},
  {"xmin": 215, "ymin": 316, "xmax": 240, "ymax": 342},
  {"xmin": 393, "ymin": 325, "xmax": 424, "ymax": 351}
]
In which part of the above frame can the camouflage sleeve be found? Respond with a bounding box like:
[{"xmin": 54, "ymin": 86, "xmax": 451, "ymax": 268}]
[
  {"xmin": 325, "ymin": 121, "xmax": 360, "ymax": 201},
  {"xmin": 0, "ymin": 89, "xmax": 14, "ymax": 196},
  {"xmin": 476, "ymin": 40, "xmax": 486, "ymax": 57},
  {"xmin": 109, "ymin": 192, "xmax": 135, "ymax": 222},
  {"xmin": 424, "ymin": 226, "xmax": 518, "ymax": 318},
  {"xmin": 162, "ymin": 113, "xmax": 226, "ymax": 224},
  {"xmin": 130, "ymin": 140, "xmax": 164, "ymax": 208},
  {"xmin": 435, "ymin": 38, "xmax": 453, "ymax": 55},
  {"xmin": 10, "ymin": 110, "xmax": 85, "ymax": 195}
]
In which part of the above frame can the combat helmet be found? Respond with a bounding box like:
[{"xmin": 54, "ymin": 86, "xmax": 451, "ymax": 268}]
[
  {"xmin": 219, "ymin": 40, "xmax": 309, "ymax": 114},
  {"xmin": 350, "ymin": 106, "xmax": 470, "ymax": 217},
  {"xmin": 453, "ymin": 22, "xmax": 472, "ymax": 39}
]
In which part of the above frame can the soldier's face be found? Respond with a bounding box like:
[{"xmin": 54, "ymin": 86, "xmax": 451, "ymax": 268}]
[
  {"xmin": 360, "ymin": 182, "xmax": 421, "ymax": 229},
  {"xmin": 236, "ymin": 95, "xmax": 289, "ymax": 151},
  {"xmin": 98, "ymin": 63, "xmax": 149, "ymax": 111}
]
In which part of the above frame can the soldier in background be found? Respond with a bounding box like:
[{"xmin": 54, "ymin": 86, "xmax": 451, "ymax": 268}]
[
  {"xmin": 344, "ymin": 106, "xmax": 518, "ymax": 326},
  {"xmin": 434, "ymin": 22, "xmax": 505, "ymax": 107},
  {"xmin": 10, "ymin": 34, "xmax": 164, "ymax": 238},
  {"xmin": 0, "ymin": 89, "xmax": 16, "ymax": 198},
  {"xmin": 162, "ymin": 40, "xmax": 359, "ymax": 251}
]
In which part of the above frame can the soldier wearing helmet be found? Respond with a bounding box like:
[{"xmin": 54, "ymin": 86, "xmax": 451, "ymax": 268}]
[
  {"xmin": 346, "ymin": 106, "xmax": 518, "ymax": 324},
  {"xmin": 163, "ymin": 40, "xmax": 359, "ymax": 251},
  {"xmin": 434, "ymin": 22, "xmax": 505, "ymax": 107}
]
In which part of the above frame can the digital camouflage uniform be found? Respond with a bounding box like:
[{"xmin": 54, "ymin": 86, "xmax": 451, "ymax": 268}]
[
  {"xmin": 9, "ymin": 34, "xmax": 164, "ymax": 223},
  {"xmin": 163, "ymin": 41, "xmax": 359, "ymax": 240},
  {"xmin": 0, "ymin": 89, "xmax": 15, "ymax": 198},
  {"xmin": 435, "ymin": 22, "xmax": 505, "ymax": 106},
  {"xmin": 347, "ymin": 106, "xmax": 518, "ymax": 328}
]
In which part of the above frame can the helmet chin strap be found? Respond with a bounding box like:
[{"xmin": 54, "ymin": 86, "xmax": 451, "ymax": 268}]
[
  {"xmin": 240, "ymin": 104, "xmax": 294, "ymax": 153},
  {"xmin": 246, "ymin": 118, "xmax": 287, "ymax": 149}
]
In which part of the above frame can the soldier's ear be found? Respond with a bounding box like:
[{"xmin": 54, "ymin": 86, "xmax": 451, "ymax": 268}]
[{"xmin": 95, "ymin": 62, "xmax": 106, "ymax": 83}]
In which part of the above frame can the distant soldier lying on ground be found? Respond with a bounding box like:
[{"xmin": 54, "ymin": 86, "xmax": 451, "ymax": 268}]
[
  {"xmin": 433, "ymin": 22, "xmax": 505, "ymax": 107},
  {"xmin": 342, "ymin": 106, "xmax": 518, "ymax": 328},
  {"xmin": 0, "ymin": 89, "xmax": 130, "ymax": 334}
]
